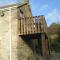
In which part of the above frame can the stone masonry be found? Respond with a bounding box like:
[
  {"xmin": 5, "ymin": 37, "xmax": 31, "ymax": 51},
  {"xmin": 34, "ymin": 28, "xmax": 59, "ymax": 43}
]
[{"xmin": 0, "ymin": 2, "xmax": 34, "ymax": 60}]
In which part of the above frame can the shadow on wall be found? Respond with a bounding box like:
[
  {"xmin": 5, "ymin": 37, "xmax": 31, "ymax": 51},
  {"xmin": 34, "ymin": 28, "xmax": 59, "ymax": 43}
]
[{"xmin": 17, "ymin": 34, "xmax": 43, "ymax": 60}]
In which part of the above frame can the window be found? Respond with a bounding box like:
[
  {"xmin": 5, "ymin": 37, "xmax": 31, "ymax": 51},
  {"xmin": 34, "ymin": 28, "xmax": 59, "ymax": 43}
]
[
  {"xmin": 0, "ymin": 11, "xmax": 4, "ymax": 17},
  {"xmin": 19, "ymin": 8, "xmax": 24, "ymax": 18},
  {"xmin": 20, "ymin": 9, "xmax": 24, "ymax": 14}
]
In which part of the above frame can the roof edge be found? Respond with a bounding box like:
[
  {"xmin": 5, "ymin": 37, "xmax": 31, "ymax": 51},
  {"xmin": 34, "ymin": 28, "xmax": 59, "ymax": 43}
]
[{"xmin": 0, "ymin": 3, "xmax": 20, "ymax": 9}]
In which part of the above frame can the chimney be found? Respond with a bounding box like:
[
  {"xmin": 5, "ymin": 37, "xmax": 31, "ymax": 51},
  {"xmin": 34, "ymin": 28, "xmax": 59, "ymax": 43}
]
[{"xmin": 22, "ymin": 0, "xmax": 29, "ymax": 3}]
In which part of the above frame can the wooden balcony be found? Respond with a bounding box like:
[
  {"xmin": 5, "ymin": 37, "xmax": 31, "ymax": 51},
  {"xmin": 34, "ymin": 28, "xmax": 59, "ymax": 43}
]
[{"xmin": 18, "ymin": 16, "xmax": 48, "ymax": 36}]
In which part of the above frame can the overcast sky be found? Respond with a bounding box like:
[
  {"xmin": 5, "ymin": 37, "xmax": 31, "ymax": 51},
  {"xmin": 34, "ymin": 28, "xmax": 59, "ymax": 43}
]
[{"xmin": 0, "ymin": 0, "xmax": 60, "ymax": 26}]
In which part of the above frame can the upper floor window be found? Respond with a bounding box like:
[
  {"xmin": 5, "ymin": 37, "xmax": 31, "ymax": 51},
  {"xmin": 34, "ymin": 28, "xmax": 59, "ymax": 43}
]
[
  {"xmin": 0, "ymin": 11, "xmax": 4, "ymax": 17},
  {"xmin": 20, "ymin": 9, "xmax": 24, "ymax": 14},
  {"xmin": 19, "ymin": 8, "xmax": 24, "ymax": 18}
]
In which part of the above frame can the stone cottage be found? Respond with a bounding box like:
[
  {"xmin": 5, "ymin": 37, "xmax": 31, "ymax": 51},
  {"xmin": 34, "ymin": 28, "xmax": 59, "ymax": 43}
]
[{"xmin": 0, "ymin": 0, "xmax": 49, "ymax": 60}]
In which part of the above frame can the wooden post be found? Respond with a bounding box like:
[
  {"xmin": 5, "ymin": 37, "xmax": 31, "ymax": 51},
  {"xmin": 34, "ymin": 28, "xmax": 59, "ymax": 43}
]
[
  {"xmin": 45, "ymin": 39, "xmax": 50, "ymax": 60},
  {"xmin": 41, "ymin": 33, "xmax": 50, "ymax": 60},
  {"xmin": 41, "ymin": 28, "xmax": 50, "ymax": 60},
  {"xmin": 41, "ymin": 33, "xmax": 48, "ymax": 60}
]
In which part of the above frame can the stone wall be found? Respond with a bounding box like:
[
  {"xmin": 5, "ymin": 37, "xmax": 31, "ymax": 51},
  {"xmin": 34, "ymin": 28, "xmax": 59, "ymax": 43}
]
[
  {"xmin": 0, "ymin": 4, "xmax": 34, "ymax": 60},
  {"xmin": 0, "ymin": 8, "xmax": 10, "ymax": 60}
]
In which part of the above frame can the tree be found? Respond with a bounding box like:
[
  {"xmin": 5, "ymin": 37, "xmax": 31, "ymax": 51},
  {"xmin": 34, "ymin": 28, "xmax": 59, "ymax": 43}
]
[{"xmin": 48, "ymin": 23, "xmax": 60, "ymax": 52}]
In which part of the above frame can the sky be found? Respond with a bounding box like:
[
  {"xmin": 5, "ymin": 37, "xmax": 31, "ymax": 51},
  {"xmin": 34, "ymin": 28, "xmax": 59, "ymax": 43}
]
[{"xmin": 0, "ymin": 0, "xmax": 60, "ymax": 26}]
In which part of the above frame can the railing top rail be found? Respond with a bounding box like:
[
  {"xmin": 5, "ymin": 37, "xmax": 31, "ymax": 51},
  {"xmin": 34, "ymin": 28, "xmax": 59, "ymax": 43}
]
[{"xmin": 18, "ymin": 15, "xmax": 44, "ymax": 20}]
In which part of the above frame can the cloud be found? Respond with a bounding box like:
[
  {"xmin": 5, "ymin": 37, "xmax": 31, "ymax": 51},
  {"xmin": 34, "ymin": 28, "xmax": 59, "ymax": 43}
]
[
  {"xmin": 39, "ymin": 4, "xmax": 48, "ymax": 11},
  {"xmin": 46, "ymin": 9, "xmax": 60, "ymax": 26},
  {"xmin": 47, "ymin": 9, "xmax": 58, "ymax": 21},
  {"xmin": 0, "ymin": 0, "xmax": 19, "ymax": 7}
]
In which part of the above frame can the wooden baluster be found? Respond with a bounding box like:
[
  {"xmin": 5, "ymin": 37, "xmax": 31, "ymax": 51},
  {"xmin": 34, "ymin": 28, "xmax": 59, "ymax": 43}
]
[
  {"xmin": 30, "ymin": 17, "xmax": 31, "ymax": 34},
  {"xmin": 29, "ymin": 17, "xmax": 32, "ymax": 34},
  {"xmin": 32, "ymin": 17, "xmax": 34, "ymax": 34},
  {"xmin": 21, "ymin": 18, "xmax": 23, "ymax": 35},
  {"xmin": 35, "ymin": 23, "xmax": 36, "ymax": 33},
  {"xmin": 30, "ymin": 18, "xmax": 32, "ymax": 34},
  {"xmin": 33, "ymin": 23, "xmax": 35, "ymax": 33},
  {"xmin": 38, "ymin": 16, "xmax": 40, "ymax": 33},
  {"xmin": 27, "ymin": 18, "xmax": 28, "ymax": 34},
  {"xmin": 39, "ymin": 22, "xmax": 41, "ymax": 33},
  {"xmin": 29, "ymin": 17, "xmax": 31, "ymax": 34},
  {"xmin": 20, "ymin": 19, "xmax": 21, "ymax": 35},
  {"xmin": 38, "ymin": 21, "xmax": 40, "ymax": 33},
  {"xmin": 24, "ymin": 18, "xmax": 25, "ymax": 35},
  {"xmin": 33, "ymin": 17, "xmax": 35, "ymax": 34},
  {"xmin": 32, "ymin": 17, "xmax": 35, "ymax": 33},
  {"xmin": 25, "ymin": 18, "xmax": 26, "ymax": 34},
  {"xmin": 22, "ymin": 18, "xmax": 23, "ymax": 35},
  {"xmin": 23, "ymin": 18, "xmax": 24, "ymax": 35},
  {"xmin": 36, "ymin": 23, "xmax": 38, "ymax": 33},
  {"xmin": 28, "ymin": 17, "xmax": 30, "ymax": 34},
  {"xmin": 34, "ymin": 23, "xmax": 35, "ymax": 33},
  {"xmin": 20, "ymin": 18, "xmax": 21, "ymax": 35},
  {"xmin": 37, "ymin": 22, "xmax": 39, "ymax": 33},
  {"xmin": 31, "ymin": 23, "xmax": 32, "ymax": 34},
  {"xmin": 23, "ymin": 18, "xmax": 25, "ymax": 34},
  {"xmin": 18, "ymin": 19, "xmax": 20, "ymax": 35},
  {"xmin": 32, "ymin": 20, "xmax": 34, "ymax": 34},
  {"xmin": 34, "ymin": 17, "xmax": 36, "ymax": 33}
]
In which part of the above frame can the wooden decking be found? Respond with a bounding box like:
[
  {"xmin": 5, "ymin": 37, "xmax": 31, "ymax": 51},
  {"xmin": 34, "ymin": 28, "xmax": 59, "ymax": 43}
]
[{"xmin": 18, "ymin": 16, "xmax": 48, "ymax": 36}]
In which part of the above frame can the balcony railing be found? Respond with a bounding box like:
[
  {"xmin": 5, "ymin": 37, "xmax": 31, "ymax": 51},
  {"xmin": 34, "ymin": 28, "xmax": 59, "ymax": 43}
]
[{"xmin": 18, "ymin": 16, "xmax": 47, "ymax": 35}]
